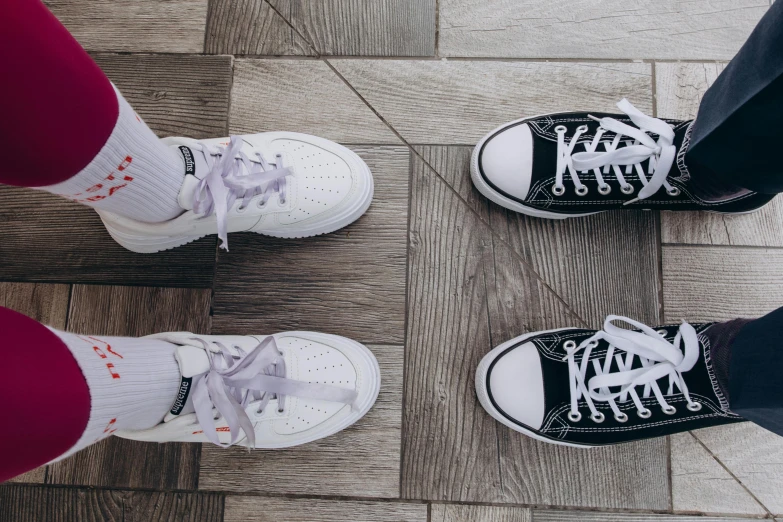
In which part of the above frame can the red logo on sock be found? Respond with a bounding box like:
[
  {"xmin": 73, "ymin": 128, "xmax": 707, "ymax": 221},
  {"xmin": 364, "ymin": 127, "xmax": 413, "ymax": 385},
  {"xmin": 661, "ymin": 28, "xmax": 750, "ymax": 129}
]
[
  {"xmin": 80, "ymin": 335, "xmax": 123, "ymax": 379},
  {"xmin": 68, "ymin": 157, "xmax": 134, "ymax": 203}
]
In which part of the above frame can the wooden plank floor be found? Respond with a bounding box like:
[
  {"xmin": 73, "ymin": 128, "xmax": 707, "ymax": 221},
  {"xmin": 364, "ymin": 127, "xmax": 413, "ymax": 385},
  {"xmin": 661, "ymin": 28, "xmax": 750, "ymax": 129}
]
[{"xmin": 2, "ymin": 1, "xmax": 782, "ymax": 521}]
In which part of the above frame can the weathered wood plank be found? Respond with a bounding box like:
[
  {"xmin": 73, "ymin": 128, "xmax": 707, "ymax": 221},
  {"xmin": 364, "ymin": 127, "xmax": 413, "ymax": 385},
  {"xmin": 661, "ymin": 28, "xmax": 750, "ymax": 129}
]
[
  {"xmin": 230, "ymin": 59, "xmax": 399, "ymax": 143},
  {"xmin": 438, "ymin": 0, "xmax": 767, "ymax": 59},
  {"xmin": 0, "ymin": 484, "xmax": 223, "ymax": 522},
  {"xmin": 533, "ymin": 511, "xmax": 761, "ymax": 522},
  {"xmin": 334, "ymin": 61, "xmax": 652, "ymax": 144},
  {"xmin": 224, "ymin": 496, "xmax": 426, "ymax": 522},
  {"xmin": 656, "ymin": 62, "xmax": 783, "ymax": 248},
  {"xmin": 199, "ymin": 345, "xmax": 403, "ymax": 497},
  {"xmin": 662, "ymin": 245, "xmax": 783, "ymax": 322},
  {"xmin": 45, "ymin": 285, "xmax": 211, "ymax": 490},
  {"xmin": 45, "ymin": 0, "xmax": 208, "ymax": 53},
  {"xmin": 211, "ymin": 146, "xmax": 408, "ymax": 344},
  {"xmin": 432, "ymin": 504, "xmax": 531, "ymax": 522}
]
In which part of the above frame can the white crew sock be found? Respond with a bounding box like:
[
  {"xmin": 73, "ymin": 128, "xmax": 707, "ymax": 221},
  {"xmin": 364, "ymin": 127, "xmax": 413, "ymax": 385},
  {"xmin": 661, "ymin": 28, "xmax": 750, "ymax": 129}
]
[
  {"xmin": 41, "ymin": 86, "xmax": 185, "ymax": 223},
  {"xmin": 51, "ymin": 330, "xmax": 181, "ymax": 461}
]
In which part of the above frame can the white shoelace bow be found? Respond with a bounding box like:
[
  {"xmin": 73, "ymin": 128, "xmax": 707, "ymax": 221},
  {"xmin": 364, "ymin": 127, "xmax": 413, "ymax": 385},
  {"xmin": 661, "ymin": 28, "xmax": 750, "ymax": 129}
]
[
  {"xmin": 555, "ymin": 99, "xmax": 678, "ymax": 203},
  {"xmin": 192, "ymin": 136, "xmax": 291, "ymax": 251},
  {"xmin": 190, "ymin": 336, "xmax": 358, "ymax": 448},
  {"xmin": 563, "ymin": 315, "xmax": 702, "ymax": 424}
]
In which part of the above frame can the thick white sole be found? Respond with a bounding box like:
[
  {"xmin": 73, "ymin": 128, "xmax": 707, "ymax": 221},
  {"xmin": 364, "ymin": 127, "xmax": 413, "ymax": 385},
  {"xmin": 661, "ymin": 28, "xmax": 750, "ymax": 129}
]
[{"xmin": 475, "ymin": 328, "xmax": 595, "ymax": 449}]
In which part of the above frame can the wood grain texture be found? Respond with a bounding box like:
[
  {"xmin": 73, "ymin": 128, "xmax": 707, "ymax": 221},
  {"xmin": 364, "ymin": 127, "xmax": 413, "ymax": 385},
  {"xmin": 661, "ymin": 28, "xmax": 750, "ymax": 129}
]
[
  {"xmin": 230, "ymin": 59, "xmax": 399, "ymax": 143},
  {"xmin": 45, "ymin": 0, "xmax": 208, "ymax": 53},
  {"xmin": 205, "ymin": 0, "xmax": 314, "ymax": 55},
  {"xmin": 533, "ymin": 511, "xmax": 761, "ymax": 522},
  {"xmin": 224, "ymin": 497, "xmax": 427, "ymax": 522},
  {"xmin": 656, "ymin": 62, "xmax": 783, "ymax": 248},
  {"xmin": 438, "ymin": 0, "xmax": 767, "ymax": 59},
  {"xmin": 199, "ymin": 345, "xmax": 403, "ymax": 497},
  {"xmin": 693, "ymin": 423, "xmax": 783, "ymax": 515},
  {"xmin": 670, "ymin": 432, "xmax": 765, "ymax": 515},
  {"xmin": 402, "ymin": 152, "xmax": 669, "ymax": 508},
  {"xmin": 432, "ymin": 504, "xmax": 530, "ymax": 522},
  {"xmin": 662, "ymin": 245, "xmax": 783, "ymax": 322},
  {"xmin": 419, "ymin": 146, "xmax": 662, "ymax": 327},
  {"xmin": 0, "ymin": 282, "xmax": 70, "ymax": 484},
  {"xmin": 269, "ymin": 0, "xmax": 436, "ymax": 56},
  {"xmin": 333, "ymin": 61, "xmax": 652, "ymax": 144},
  {"xmin": 95, "ymin": 54, "xmax": 233, "ymax": 139},
  {"xmin": 0, "ymin": 485, "xmax": 223, "ymax": 522},
  {"xmin": 46, "ymin": 285, "xmax": 211, "ymax": 489},
  {"xmin": 211, "ymin": 146, "xmax": 407, "ymax": 344}
]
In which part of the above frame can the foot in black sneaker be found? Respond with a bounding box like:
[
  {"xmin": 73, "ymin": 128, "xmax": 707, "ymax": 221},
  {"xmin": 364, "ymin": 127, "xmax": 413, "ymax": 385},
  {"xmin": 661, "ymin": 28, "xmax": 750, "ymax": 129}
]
[
  {"xmin": 471, "ymin": 99, "xmax": 774, "ymax": 217},
  {"xmin": 475, "ymin": 315, "xmax": 744, "ymax": 447}
]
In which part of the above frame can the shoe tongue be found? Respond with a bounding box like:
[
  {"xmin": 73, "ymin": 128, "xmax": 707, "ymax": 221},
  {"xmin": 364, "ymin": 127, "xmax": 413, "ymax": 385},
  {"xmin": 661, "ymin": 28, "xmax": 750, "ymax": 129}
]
[
  {"xmin": 174, "ymin": 144, "xmax": 211, "ymax": 211},
  {"xmin": 164, "ymin": 346, "xmax": 211, "ymax": 422}
]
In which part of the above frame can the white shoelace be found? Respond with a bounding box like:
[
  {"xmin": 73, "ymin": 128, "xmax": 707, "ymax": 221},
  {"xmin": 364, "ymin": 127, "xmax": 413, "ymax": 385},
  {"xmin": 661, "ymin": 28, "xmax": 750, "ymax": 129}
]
[
  {"xmin": 563, "ymin": 315, "xmax": 702, "ymax": 424},
  {"xmin": 190, "ymin": 336, "xmax": 358, "ymax": 448},
  {"xmin": 192, "ymin": 136, "xmax": 291, "ymax": 251},
  {"xmin": 554, "ymin": 99, "xmax": 678, "ymax": 203}
]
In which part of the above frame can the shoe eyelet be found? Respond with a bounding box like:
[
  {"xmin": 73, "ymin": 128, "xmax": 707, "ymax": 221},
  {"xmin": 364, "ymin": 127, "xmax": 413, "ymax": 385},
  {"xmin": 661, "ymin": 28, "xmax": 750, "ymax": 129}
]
[
  {"xmin": 586, "ymin": 340, "xmax": 599, "ymax": 349},
  {"xmin": 637, "ymin": 408, "xmax": 652, "ymax": 419},
  {"xmin": 667, "ymin": 187, "xmax": 681, "ymax": 197},
  {"xmin": 568, "ymin": 411, "xmax": 582, "ymax": 422},
  {"xmin": 256, "ymin": 409, "xmax": 264, "ymax": 415},
  {"xmin": 277, "ymin": 197, "xmax": 287, "ymax": 207},
  {"xmin": 555, "ymin": 125, "xmax": 567, "ymax": 134},
  {"xmin": 657, "ymin": 329, "xmax": 668, "ymax": 337},
  {"xmin": 687, "ymin": 402, "xmax": 703, "ymax": 412},
  {"xmin": 552, "ymin": 184, "xmax": 565, "ymax": 196},
  {"xmin": 256, "ymin": 199, "xmax": 267, "ymax": 209},
  {"xmin": 598, "ymin": 184, "xmax": 611, "ymax": 195},
  {"xmin": 614, "ymin": 412, "xmax": 629, "ymax": 423},
  {"xmin": 236, "ymin": 205, "xmax": 247, "ymax": 213},
  {"xmin": 590, "ymin": 412, "xmax": 605, "ymax": 423},
  {"xmin": 563, "ymin": 340, "xmax": 577, "ymax": 350},
  {"xmin": 621, "ymin": 184, "xmax": 635, "ymax": 195},
  {"xmin": 575, "ymin": 185, "xmax": 588, "ymax": 197},
  {"xmin": 277, "ymin": 408, "xmax": 285, "ymax": 415},
  {"xmin": 662, "ymin": 405, "xmax": 677, "ymax": 415},
  {"xmin": 576, "ymin": 124, "xmax": 589, "ymax": 133}
]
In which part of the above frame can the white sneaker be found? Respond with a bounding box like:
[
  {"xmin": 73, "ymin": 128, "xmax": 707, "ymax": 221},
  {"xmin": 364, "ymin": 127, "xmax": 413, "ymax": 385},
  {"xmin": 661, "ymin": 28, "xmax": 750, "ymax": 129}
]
[
  {"xmin": 116, "ymin": 331, "xmax": 380, "ymax": 448},
  {"xmin": 97, "ymin": 132, "xmax": 374, "ymax": 253}
]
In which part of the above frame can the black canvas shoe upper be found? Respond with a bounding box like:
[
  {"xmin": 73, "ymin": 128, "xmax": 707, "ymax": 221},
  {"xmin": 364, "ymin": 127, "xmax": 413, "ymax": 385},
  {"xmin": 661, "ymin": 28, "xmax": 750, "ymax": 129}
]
[
  {"xmin": 480, "ymin": 316, "xmax": 744, "ymax": 447},
  {"xmin": 475, "ymin": 100, "xmax": 774, "ymax": 215}
]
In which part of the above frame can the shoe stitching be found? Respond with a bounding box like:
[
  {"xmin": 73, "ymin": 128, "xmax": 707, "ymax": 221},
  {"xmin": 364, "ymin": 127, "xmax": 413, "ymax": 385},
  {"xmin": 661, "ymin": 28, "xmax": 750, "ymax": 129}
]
[{"xmin": 700, "ymin": 334, "xmax": 732, "ymax": 413}]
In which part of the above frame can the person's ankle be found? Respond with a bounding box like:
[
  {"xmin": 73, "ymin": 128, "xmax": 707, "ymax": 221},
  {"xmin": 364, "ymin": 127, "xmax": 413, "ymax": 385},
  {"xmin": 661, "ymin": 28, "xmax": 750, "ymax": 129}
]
[{"xmin": 703, "ymin": 318, "xmax": 753, "ymax": 404}]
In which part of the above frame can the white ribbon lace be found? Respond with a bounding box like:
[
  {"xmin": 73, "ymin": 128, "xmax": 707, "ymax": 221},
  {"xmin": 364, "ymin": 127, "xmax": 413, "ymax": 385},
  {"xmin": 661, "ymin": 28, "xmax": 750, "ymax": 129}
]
[
  {"xmin": 554, "ymin": 99, "xmax": 678, "ymax": 203},
  {"xmin": 190, "ymin": 336, "xmax": 358, "ymax": 448},
  {"xmin": 563, "ymin": 315, "xmax": 702, "ymax": 424},
  {"xmin": 192, "ymin": 136, "xmax": 291, "ymax": 251}
]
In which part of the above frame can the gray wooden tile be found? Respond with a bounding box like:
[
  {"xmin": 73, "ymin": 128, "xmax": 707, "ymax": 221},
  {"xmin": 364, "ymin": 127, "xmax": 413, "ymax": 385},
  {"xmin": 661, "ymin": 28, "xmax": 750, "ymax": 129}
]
[
  {"xmin": 402, "ymin": 150, "xmax": 670, "ymax": 508},
  {"xmin": 438, "ymin": 0, "xmax": 767, "ymax": 59},
  {"xmin": 533, "ymin": 510, "xmax": 762, "ymax": 522},
  {"xmin": 662, "ymin": 245, "xmax": 783, "ymax": 322},
  {"xmin": 45, "ymin": 0, "xmax": 208, "ymax": 53},
  {"xmin": 46, "ymin": 285, "xmax": 211, "ymax": 490},
  {"xmin": 268, "ymin": 0, "xmax": 436, "ymax": 56},
  {"xmin": 205, "ymin": 0, "xmax": 314, "ymax": 55},
  {"xmin": 224, "ymin": 497, "xmax": 426, "ymax": 522},
  {"xmin": 693, "ymin": 423, "xmax": 783, "ymax": 515},
  {"xmin": 671, "ymin": 432, "xmax": 765, "ymax": 515},
  {"xmin": 211, "ymin": 146, "xmax": 407, "ymax": 345},
  {"xmin": 432, "ymin": 504, "xmax": 531, "ymax": 522},
  {"xmin": 0, "ymin": 484, "xmax": 223, "ymax": 522},
  {"xmin": 199, "ymin": 345, "xmax": 403, "ymax": 497},
  {"xmin": 655, "ymin": 62, "xmax": 783, "ymax": 248},
  {"xmin": 229, "ymin": 59, "xmax": 399, "ymax": 144},
  {"xmin": 333, "ymin": 61, "xmax": 652, "ymax": 144},
  {"xmin": 0, "ymin": 282, "xmax": 70, "ymax": 484}
]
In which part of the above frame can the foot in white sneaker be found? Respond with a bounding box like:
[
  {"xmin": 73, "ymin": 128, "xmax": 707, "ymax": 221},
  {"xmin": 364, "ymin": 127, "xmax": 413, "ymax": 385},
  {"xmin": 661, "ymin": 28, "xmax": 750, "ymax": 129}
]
[
  {"xmin": 116, "ymin": 331, "xmax": 380, "ymax": 448},
  {"xmin": 97, "ymin": 133, "xmax": 374, "ymax": 253}
]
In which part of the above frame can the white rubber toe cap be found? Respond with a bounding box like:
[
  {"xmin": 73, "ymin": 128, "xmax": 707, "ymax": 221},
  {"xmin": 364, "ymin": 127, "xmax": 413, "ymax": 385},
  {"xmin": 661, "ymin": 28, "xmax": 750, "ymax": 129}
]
[
  {"xmin": 486, "ymin": 341, "xmax": 545, "ymax": 430},
  {"xmin": 479, "ymin": 123, "xmax": 534, "ymax": 201}
]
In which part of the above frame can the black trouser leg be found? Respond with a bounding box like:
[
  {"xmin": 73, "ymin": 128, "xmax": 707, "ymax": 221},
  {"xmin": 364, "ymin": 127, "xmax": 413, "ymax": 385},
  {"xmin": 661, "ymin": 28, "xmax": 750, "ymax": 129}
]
[
  {"xmin": 686, "ymin": 0, "xmax": 783, "ymax": 194},
  {"xmin": 729, "ymin": 306, "xmax": 783, "ymax": 435}
]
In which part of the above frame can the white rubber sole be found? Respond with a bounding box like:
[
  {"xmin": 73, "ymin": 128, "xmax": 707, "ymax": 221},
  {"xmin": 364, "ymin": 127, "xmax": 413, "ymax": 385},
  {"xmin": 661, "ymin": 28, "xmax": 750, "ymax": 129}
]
[{"xmin": 475, "ymin": 328, "xmax": 595, "ymax": 448}]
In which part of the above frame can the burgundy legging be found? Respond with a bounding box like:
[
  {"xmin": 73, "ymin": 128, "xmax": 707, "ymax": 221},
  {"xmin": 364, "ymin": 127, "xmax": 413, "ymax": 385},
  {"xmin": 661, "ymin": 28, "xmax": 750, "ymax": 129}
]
[{"xmin": 0, "ymin": 0, "xmax": 118, "ymax": 481}]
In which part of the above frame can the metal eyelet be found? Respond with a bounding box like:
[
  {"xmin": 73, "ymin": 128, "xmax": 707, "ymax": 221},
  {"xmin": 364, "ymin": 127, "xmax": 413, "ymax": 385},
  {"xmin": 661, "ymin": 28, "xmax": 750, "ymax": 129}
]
[
  {"xmin": 575, "ymin": 185, "xmax": 588, "ymax": 197},
  {"xmin": 555, "ymin": 125, "xmax": 567, "ymax": 133},
  {"xmin": 256, "ymin": 199, "xmax": 267, "ymax": 209},
  {"xmin": 637, "ymin": 408, "xmax": 652, "ymax": 419},
  {"xmin": 657, "ymin": 329, "xmax": 668, "ymax": 337},
  {"xmin": 590, "ymin": 412, "xmax": 605, "ymax": 423},
  {"xmin": 667, "ymin": 187, "xmax": 681, "ymax": 197},
  {"xmin": 598, "ymin": 184, "xmax": 611, "ymax": 195},
  {"xmin": 236, "ymin": 205, "xmax": 247, "ymax": 213},
  {"xmin": 552, "ymin": 184, "xmax": 566, "ymax": 196},
  {"xmin": 614, "ymin": 412, "xmax": 629, "ymax": 423},
  {"xmin": 563, "ymin": 340, "xmax": 577, "ymax": 350},
  {"xmin": 621, "ymin": 184, "xmax": 635, "ymax": 195},
  {"xmin": 586, "ymin": 340, "xmax": 599, "ymax": 349},
  {"xmin": 662, "ymin": 405, "xmax": 677, "ymax": 415},
  {"xmin": 576, "ymin": 124, "xmax": 589, "ymax": 133},
  {"xmin": 568, "ymin": 411, "xmax": 582, "ymax": 422},
  {"xmin": 687, "ymin": 402, "xmax": 703, "ymax": 412}
]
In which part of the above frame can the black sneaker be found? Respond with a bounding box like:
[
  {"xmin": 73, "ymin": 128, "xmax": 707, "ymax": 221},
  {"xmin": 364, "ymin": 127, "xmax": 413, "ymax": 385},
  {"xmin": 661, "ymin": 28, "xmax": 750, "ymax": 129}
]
[
  {"xmin": 471, "ymin": 99, "xmax": 774, "ymax": 217},
  {"xmin": 475, "ymin": 315, "xmax": 744, "ymax": 447}
]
